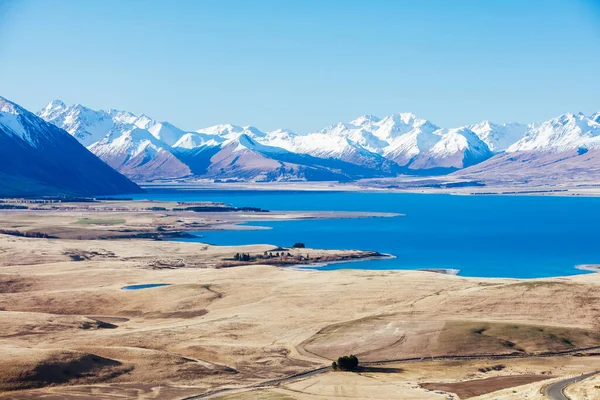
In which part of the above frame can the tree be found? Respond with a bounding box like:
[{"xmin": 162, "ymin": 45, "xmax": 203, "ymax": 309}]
[
  {"xmin": 293, "ymin": 242, "xmax": 305, "ymax": 248},
  {"xmin": 332, "ymin": 355, "xmax": 359, "ymax": 371},
  {"xmin": 234, "ymin": 253, "xmax": 251, "ymax": 262}
]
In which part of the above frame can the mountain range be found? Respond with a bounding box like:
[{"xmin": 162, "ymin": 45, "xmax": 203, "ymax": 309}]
[
  {"xmin": 37, "ymin": 100, "xmax": 600, "ymax": 183},
  {"xmin": 0, "ymin": 97, "xmax": 141, "ymax": 197}
]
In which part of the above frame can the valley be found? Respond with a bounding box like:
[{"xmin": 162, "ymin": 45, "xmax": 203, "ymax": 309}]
[
  {"xmin": 3, "ymin": 2, "xmax": 599, "ymax": 399},
  {"xmin": 1, "ymin": 199, "xmax": 600, "ymax": 399}
]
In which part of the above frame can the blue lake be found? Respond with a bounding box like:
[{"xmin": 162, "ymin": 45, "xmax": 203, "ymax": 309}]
[
  {"xmin": 128, "ymin": 189, "xmax": 600, "ymax": 278},
  {"xmin": 122, "ymin": 284, "xmax": 170, "ymax": 290}
]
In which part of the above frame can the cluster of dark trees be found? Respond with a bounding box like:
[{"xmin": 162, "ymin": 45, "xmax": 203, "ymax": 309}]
[
  {"xmin": 293, "ymin": 242, "xmax": 305, "ymax": 248},
  {"xmin": 233, "ymin": 251, "xmax": 313, "ymax": 262},
  {"xmin": 332, "ymin": 355, "xmax": 359, "ymax": 371},
  {"xmin": 233, "ymin": 253, "xmax": 251, "ymax": 261},
  {"xmin": 263, "ymin": 251, "xmax": 293, "ymax": 258}
]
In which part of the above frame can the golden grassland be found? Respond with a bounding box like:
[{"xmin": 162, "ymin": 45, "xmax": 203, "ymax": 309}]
[{"xmin": 0, "ymin": 203, "xmax": 600, "ymax": 399}]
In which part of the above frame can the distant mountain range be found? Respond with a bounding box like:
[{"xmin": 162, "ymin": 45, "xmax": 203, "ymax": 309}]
[
  {"xmin": 2, "ymin": 95, "xmax": 599, "ymax": 194},
  {"xmin": 37, "ymin": 100, "xmax": 600, "ymax": 183},
  {"xmin": 0, "ymin": 97, "xmax": 141, "ymax": 197},
  {"xmin": 36, "ymin": 103, "xmax": 489, "ymax": 181}
]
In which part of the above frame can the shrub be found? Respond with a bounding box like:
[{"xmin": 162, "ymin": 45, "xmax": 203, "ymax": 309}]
[
  {"xmin": 478, "ymin": 364, "xmax": 505, "ymax": 373},
  {"xmin": 293, "ymin": 242, "xmax": 305, "ymax": 248},
  {"xmin": 332, "ymin": 355, "xmax": 359, "ymax": 371}
]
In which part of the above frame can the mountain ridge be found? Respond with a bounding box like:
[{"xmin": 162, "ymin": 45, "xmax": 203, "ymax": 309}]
[
  {"xmin": 0, "ymin": 96, "xmax": 142, "ymax": 196},
  {"xmin": 36, "ymin": 99, "xmax": 600, "ymax": 183}
]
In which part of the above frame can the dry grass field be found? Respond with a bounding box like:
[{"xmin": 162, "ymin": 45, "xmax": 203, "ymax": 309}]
[{"xmin": 0, "ymin": 203, "xmax": 599, "ymax": 399}]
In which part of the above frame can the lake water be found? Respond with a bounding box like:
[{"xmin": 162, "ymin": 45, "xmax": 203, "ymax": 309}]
[
  {"xmin": 128, "ymin": 189, "xmax": 600, "ymax": 278},
  {"xmin": 121, "ymin": 284, "xmax": 170, "ymax": 290}
]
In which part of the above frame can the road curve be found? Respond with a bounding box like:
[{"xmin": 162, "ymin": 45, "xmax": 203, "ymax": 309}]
[
  {"xmin": 183, "ymin": 345, "xmax": 600, "ymax": 400},
  {"xmin": 545, "ymin": 371, "xmax": 600, "ymax": 400}
]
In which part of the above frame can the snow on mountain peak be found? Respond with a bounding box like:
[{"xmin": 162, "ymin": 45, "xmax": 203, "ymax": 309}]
[
  {"xmin": 40, "ymin": 99, "xmax": 67, "ymax": 114},
  {"xmin": 29, "ymin": 95, "xmax": 600, "ymax": 180},
  {"xmin": 0, "ymin": 96, "xmax": 23, "ymax": 115},
  {"xmin": 227, "ymin": 133, "xmax": 287, "ymax": 155},
  {"xmin": 391, "ymin": 112, "xmax": 419, "ymax": 124},
  {"xmin": 268, "ymin": 128, "xmax": 296, "ymax": 137},
  {"xmin": 196, "ymin": 124, "xmax": 267, "ymax": 141},
  {"xmin": 350, "ymin": 114, "xmax": 381, "ymax": 126},
  {"xmin": 92, "ymin": 123, "xmax": 169, "ymax": 159},
  {"xmin": 506, "ymin": 112, "xmax": 600, "ymax": 153},
  {"xmin": 468, "ymin": 120, "xmax": 528, "ymax": 152},
  {"xmin": 1, "ymin": 96, "xmax": 67, "ymax": 146},
  {"xmin": 197, "ymin": 124, "xmax": 241, "ymax": 135},
  {"xmin": 173, "ymin": 132, "xmax": 224, "ymax": 149}
]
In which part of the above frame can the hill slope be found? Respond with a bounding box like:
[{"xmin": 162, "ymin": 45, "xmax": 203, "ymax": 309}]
[{"xmin": 0, "ymin": 97, "xmax": 142, "ymax": 196}]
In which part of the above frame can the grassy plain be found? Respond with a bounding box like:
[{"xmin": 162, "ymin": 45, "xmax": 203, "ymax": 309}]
[{"xmin": 0, "ymin": 201, "xmax": 599, "ymax": 399}]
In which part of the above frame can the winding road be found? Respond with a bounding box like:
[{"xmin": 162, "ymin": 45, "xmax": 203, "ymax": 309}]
[
  {"xmin": 544, "ymin": 371, "xmax": 600, "ymax": 400},
  {"xmin": 182, "ymin": 345, "xmax": 600, "ymax": 400}
]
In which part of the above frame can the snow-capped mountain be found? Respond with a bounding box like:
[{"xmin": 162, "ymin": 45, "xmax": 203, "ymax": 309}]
[
  {"xmin": 456, "ymin": 112, "xmax": 600, "ymax": 182},
  {"xmin": 38, "ymin": 100, "xmax": 121, "ymax": 147},
  {"xmin": 39, "ymin": 100, "xmax": 190, "ymax": 147},
  {"xmin": 0, "ymin": 96, "xmax": 141, "ymax": 196},
  {"xmin": 366, "ymin": 113, "xmax": 439, "ymax": 141},
  {"xmin": 89, "ymin": 125, "xmax": 191, "ymax": 181},
  {"xmin": 200, "ymin": 134, "xmax": 348, "ymax": 181},
  {"xmin": 409, "ymin": 127, "xmax": 493, "ymax": 170},
  {"xmin": 382, "ymin": 125, "xmax": 442, "ymax": 166},
  {"xmin": 196, "ymin": 124, "xmax": 267, "ymax": 140},
  {"xmin": 468, "ymin": 121, "xmax": 528, "ymax": 152},
  {"xmin": 173, "ymin": 132, "xmax": 225, "ymax": 149},
  {"xmin": 139, "ymin": 120, "xmax": 189, "ymax": 147},
  {"xmin": 39, "ymin": 100, "xmax": 194, "ymax": 181},
  {"xmin": 35, "ymin": 98, "xmax": 600, "ymax": 183},
  {"xmin": 175, "ymin": 133, "xmax": 399, "ymax": 181},
  {"xmin": 37, "ymin": 101, "xmax": 497, "ymax": 180},
  {"xmin": 260, "ymin": 124, "xmax": 400, "ymax": 174},
  {"xmin": 507, "ymin": 113, "xmax": 600, "ymax": 153},
  {"xmin": 257, "ymin": 113, "xmax": 489, "ymax": 172}
]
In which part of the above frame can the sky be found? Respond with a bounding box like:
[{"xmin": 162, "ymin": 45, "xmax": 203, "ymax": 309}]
[{"xmin": 0, "ymin": 0, "xmax": 599, "ymax": 133}]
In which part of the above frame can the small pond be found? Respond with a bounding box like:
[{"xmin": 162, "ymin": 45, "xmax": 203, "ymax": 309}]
[{"xmin": 121, "ymin": 284, "xmax": 170, "ymax": 290}]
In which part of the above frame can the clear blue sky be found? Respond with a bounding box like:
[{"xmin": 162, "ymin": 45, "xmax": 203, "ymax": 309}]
[{"xmin": 1, "ymin": 0, "xmax": 599, "ymax": 133}]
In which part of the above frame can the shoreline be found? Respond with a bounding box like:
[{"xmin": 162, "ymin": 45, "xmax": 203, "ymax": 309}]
[
  {"xmin": 281, "ymin": 253, "xmax": 397, "ymax": 271},
  {"xmin": 139, "ymin": 181, "xmax": 600, "ymax": 198},
  {"xmin": 576, "ymin": 264, "xmax": 600, "ymax": 272},
  {"xmin": 285, "ymin": 257, "xmax": 460, "ymax": 276},
  {"xmin": 0, "ymin": 197, "xmax": 597, "ymax": 279}
]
